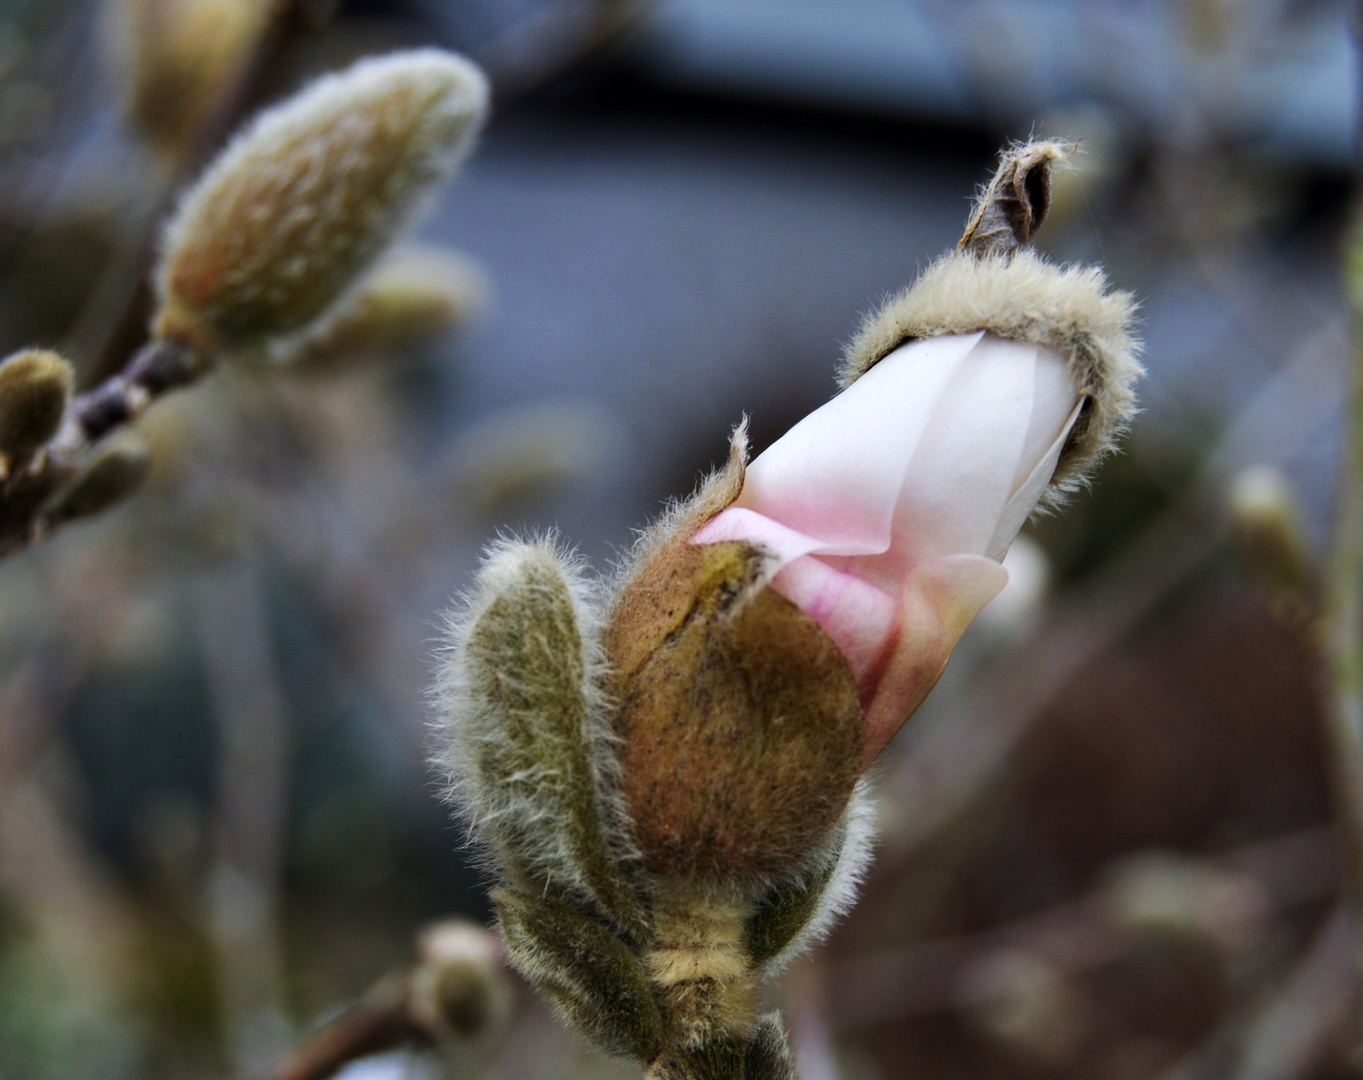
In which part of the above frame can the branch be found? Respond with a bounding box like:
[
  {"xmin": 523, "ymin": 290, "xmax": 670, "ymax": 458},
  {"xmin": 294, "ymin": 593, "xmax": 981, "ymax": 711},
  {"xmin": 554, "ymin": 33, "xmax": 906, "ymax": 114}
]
[{"xmin": 0, "ymin": 337, "xmax": 210, "ymax": 559}]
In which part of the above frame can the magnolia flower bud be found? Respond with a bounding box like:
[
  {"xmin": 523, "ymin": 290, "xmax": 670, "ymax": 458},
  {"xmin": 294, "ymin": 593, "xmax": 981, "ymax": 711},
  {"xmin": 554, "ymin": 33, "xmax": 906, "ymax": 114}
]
[
  {"xmin": 435, "ymin": 139, "xmax": 1141, "ymax": 1080},
  {"xmin": 155, "ymin": 49, "xmax": 489, "ymax": 353},
  {"xmin": 0, "ymin": 349, "xmax": 74, "ymax": 464},
  {"xmin": 695, "ymin": 331, "xmax": 1081, "ymax": 762},
  {"xmin": 407, "ymin": 920, "xmax": 512, "ymax": 1043}
]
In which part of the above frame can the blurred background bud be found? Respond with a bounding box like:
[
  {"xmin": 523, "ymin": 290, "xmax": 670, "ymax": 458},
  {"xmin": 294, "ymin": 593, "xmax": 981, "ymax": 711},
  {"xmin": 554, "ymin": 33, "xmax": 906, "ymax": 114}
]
[
  {"xmin": 1103, "ymin": 851, "xmax": 1271, "ymax": 953},
  {"xmin": 1227, "ymin": 465, "xmax": 1314, "ymax": 620},
  {"xmin": 283, "ymin": 244, "xmax": 491, "ymax": 371},
  {"xmin": 954, "ymin": 950, "xmax": 1090, "ymax": 1068},
  {"xmin": 975, "ymin": 535, "xmax": 1053, "ymax": 643},
  {"xmin": 102, "ymin": 0, "xmax": 275, "ymax": 154},
  {"xmin": 41, "ymin": 433, "xmax": 151, "ymax": 528},
  {"xmin": 443, "ymin": 398, "xmax": 625, "ymax": 511},
  {"xmin": 406, "ymin": 920, "xmax": 511, "ymax": 1044},
  {"xmin": 155, "ymin": 48, "xmax": 489, "ymax": 353},
  {"xmin": 0, "ymin": 349, "xmax": 73, "ymax": 465}
]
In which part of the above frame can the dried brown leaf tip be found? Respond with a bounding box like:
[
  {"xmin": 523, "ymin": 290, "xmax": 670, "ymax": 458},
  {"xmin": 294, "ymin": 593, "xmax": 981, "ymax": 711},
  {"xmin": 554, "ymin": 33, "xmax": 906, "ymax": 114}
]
[
  {"xmin": 155, "ymin": 48, "xmax": 489, "ymax": 354},
  {"xmin": 958, "ymin": 139, "xmax": 1075, "ymax": 257}
]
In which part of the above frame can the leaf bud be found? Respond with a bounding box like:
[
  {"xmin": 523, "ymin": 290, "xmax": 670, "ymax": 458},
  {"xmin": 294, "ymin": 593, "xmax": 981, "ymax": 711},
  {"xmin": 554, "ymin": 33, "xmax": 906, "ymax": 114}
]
[
  {"xmin": 0, "ymin": 349, "xmax": 75, "ymax": 465},
  {"xmin": 406, "ymin": 920, "xmax": 512, "ymax": 1043},
  {"xmin": 1227, "ymin": 465, "xmax": 1314, "ymax": 618},
  {"xmin": 41, "ymin": 435, "xmax": 151, "ymax": 527},
  {"xmin": 155, "ymin": 48, "xmax": 489, "ymax": 353}
]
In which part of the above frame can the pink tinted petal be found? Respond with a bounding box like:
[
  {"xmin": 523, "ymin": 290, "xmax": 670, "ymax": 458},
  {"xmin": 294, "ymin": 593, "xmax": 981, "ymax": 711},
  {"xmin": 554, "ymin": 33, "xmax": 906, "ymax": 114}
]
[
  {"xmin": 736, "ymin": 332, "xmax": 984, "ymax": 555},
  {"xmin": 861, "ymin": 554, "xmax": 1008, "ymax": 766},
  {"xmin": 770, "ymin": 555, "xmax": 896, "ymax": 687},
  {"xmin": 693, "ymin": 508, "xmax": 899, "ymax": 688},
  {"xmin": 690, "ymin": 506, "xmax": 824, "ymax": 569}
]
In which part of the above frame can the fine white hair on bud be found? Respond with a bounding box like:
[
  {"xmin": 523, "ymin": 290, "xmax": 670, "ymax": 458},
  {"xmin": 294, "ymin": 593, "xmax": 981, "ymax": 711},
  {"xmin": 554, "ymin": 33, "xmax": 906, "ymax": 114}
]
[
  {"xmin": 0, "ymin": 349, "xmax": 75, "ymax": 463},
  {"xmin": 155, "ymin": 48, "xmax": 490, "ymax": 353},
  {"xmin": 839, "ymin": 248, "xmax": 1142, "ymax": 502},
  {"xmin": 434, "ymin": 536, "xmax": 646, "ymax": 936}
]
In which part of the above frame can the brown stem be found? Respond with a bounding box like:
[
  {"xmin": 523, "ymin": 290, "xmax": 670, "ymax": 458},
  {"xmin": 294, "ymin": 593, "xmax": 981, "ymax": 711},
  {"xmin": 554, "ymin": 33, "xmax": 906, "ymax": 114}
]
[{"xmin": 260, "ymin": 991, "xmax": 423, "ymax": 1080}]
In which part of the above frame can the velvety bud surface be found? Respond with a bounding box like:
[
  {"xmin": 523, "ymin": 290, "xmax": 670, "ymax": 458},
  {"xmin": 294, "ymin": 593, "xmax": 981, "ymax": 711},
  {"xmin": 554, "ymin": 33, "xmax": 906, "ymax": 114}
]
[{"xmin": 606, "ymin": 539, "xmax": 863, "ymax": 881}]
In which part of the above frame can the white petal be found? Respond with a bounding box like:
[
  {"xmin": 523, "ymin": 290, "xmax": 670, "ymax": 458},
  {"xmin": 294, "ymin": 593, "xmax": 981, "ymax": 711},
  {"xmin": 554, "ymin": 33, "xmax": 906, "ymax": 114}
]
[
  {"xmin": 830, "ymin": 334, "xmax": 1041, "ymax": 592},
  {"xmin": 984, "ymin": 398, "xmax": 1082, "ymax": 561},
  {"xmin": 1010, "ymin": 345, "xmax": 1080, "ymax": 495},
  {"xmin": 736, "ymin": 331, "xmax": 985, "ymax": 555}
]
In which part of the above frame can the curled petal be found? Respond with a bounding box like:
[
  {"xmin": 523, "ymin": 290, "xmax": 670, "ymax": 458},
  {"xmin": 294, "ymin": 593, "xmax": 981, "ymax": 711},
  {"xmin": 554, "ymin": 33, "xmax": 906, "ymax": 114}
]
[{"xmin": 860, "ymin": 554, "xmax": 1007, "ymax": 765}]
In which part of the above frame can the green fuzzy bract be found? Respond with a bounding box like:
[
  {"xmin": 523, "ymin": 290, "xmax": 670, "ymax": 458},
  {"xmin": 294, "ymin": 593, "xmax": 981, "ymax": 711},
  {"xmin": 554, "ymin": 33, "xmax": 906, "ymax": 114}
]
[
  {"xmin": 496, "ymin": 888, "xmax": 666, "ymax": 1062},
  {"xmin": 440, "ymin": 539, "xmax": 645, "ymax": 935}
]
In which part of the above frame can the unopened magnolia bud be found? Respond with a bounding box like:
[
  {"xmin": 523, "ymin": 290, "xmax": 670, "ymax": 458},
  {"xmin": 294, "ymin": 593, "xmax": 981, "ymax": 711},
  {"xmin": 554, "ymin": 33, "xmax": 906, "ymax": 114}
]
[
  {"xmin": 607, "ymin": 538, "xmax": 862, "ymax": 882},
  {"xmin": 284, "ymin": 245, "xmax": 490, "ymax": 369},
  {"xmin": 1227, "ymin": 466, "xmax": 1313, "ymax": 613},
  {"xmin": 0, "ymin": 349, "xmax": 74, "ymax": 462},
  {"xmin": 407, "ymin": 920, "xmax": 511, "ymax": 1042},
  {"xmin": 104, "ymin": 0, "xmax": 274, "ymax": 151},
  {"xmin": 42, "ymin": 435, "xmax": 151, "ymax": 527},
  {"xmin": 155, "ymin": 49, "xmax": 489, "ymax": 353}
]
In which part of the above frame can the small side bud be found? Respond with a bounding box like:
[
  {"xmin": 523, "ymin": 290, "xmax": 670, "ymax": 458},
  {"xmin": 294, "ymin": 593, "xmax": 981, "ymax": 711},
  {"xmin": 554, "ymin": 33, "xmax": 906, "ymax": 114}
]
[
  {"xmin": 155, "ymin": 48, "xmax": 489, "ymax": 353},
  {"xmin": 41, "ymin": 435, "xmax": 151, "ymax": 527},
  {"xmin": 1227, "ymin": 466, "xmax": 1314, "ymax": 620},
  {"xmin": 284, "ymin": 245, "xmax": 490, "ymax": 370},
  {"xmin": 0, "ymin": 349, "xmax": 75, "ymax": 463},
  {"xmin": 437, "ymin": 539, "xmax": 646, "ymax": 935},
  {"xmin": 104, "ymin": 0, "xmax": 275, "ymax": 151},
  {"xmin": 407, "ymin": 920, "xmax": 512, "ymax": 1043}
]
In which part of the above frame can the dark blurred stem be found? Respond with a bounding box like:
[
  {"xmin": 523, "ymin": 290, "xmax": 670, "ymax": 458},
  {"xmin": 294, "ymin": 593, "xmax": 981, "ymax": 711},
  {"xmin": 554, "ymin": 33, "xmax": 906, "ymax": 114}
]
[
  {"xmin": 73, "ymin": 337, "xmax": 212, "ymax": 441},
  {"xmin": 1321, "ymin": 0, "xmax": 1363, "ymax": 1012}
]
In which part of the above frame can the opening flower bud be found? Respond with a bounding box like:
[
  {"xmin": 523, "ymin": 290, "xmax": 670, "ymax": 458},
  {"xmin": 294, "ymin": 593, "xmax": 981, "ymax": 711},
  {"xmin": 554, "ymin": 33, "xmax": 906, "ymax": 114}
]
[{"xmin": 695, "ymin": 331, "xmax": 1079, "ymax": 763}]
